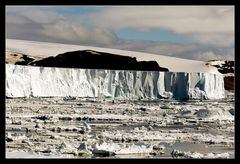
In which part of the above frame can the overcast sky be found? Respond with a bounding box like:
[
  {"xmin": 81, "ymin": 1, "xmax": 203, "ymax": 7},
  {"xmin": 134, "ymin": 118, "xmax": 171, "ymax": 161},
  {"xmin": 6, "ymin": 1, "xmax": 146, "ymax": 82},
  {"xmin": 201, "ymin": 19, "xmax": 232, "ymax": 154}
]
[{"xmin": 6, "ymin": 6, "xmax": 234, "ymax": 61}]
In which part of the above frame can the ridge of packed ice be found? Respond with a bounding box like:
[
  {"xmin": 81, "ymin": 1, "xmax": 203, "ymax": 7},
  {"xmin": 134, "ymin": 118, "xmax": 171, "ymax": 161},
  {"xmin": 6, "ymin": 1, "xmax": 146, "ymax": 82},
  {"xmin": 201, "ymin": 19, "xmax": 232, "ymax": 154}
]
[{"xmin": 6, "ymin": 64, "xmax": 225, "ymax": 99}]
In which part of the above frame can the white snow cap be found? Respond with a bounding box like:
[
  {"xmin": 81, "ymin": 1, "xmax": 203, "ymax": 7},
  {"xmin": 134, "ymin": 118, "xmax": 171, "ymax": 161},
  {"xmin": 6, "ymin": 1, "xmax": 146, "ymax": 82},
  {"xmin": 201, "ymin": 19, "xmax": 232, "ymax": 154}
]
[{"xmin": 6, "ymin": 39, "xmax": 219, "ymax": 73}]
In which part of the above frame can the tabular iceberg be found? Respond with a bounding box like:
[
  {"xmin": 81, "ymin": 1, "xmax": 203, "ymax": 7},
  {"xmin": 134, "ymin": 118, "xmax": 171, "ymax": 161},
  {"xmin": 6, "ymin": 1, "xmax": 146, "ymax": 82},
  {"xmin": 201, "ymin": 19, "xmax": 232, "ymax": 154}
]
[{"xmin": 6, "ymin": 64, "xmax": 225, "ymax": 99}]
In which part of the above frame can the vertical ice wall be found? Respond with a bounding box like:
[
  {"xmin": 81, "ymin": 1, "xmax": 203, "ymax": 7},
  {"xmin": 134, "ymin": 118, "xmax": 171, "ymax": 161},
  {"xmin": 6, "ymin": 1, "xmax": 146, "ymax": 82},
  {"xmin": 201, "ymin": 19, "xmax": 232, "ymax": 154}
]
[{"xmin": 6, "ymin": 64, "xmax": 225, "ymax": 99}]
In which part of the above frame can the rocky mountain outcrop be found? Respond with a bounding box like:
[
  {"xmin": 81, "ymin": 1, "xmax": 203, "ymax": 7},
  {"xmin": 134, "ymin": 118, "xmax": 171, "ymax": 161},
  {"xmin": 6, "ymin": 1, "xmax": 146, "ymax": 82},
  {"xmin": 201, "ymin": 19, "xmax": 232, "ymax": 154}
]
[
  {"xmin": 6, "ymin": 52, "xmax": 43, "ymax": 65},
  {"xmin": 29, "ymin": 50, "xmax": 169, "ymax": 72}
]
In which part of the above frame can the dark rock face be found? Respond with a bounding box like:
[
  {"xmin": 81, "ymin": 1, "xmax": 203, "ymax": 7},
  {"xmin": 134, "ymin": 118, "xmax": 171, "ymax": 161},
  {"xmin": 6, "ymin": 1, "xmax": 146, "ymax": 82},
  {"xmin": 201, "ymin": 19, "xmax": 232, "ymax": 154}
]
[
  {"xmin": 15, "ymin": 55, "xmax": 35, "ymax": 65},
  {"xmin": 212, "ymin": 61, "xmax": 234, "ymax": 74},
  {"xmin": 29, "ymin": 50, "xmax": 169, "ymax": 71},
  {"xmin": 224, "ymin": 76, "xmax": 234, "ymax": 90}
]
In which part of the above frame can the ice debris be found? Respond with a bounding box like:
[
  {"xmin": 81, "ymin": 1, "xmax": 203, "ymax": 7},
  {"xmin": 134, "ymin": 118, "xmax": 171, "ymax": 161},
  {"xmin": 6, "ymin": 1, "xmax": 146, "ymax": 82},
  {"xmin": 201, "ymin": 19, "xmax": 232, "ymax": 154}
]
[{"xmin": 171, "ymin": 149, "xmax": 230, "ymax": 159}]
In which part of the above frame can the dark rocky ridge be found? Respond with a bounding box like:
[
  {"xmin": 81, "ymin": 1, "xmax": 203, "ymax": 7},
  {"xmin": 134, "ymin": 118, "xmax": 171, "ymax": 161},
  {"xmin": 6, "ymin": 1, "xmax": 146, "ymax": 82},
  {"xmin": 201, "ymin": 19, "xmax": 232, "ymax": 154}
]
[
  {"xmin": 29, "ymin": 50, "xmax": 169, "ymax": 71},
  {"xmin": 6, "ymin": 52, "xmax": 43, "ymax": 65},
  {"xmin": 208, "ymin": 60, "xmax": 234, "ymax": 74},
  {"xmin": 15, "ymin": 55, "xmax": 35, "ymax": 65}
]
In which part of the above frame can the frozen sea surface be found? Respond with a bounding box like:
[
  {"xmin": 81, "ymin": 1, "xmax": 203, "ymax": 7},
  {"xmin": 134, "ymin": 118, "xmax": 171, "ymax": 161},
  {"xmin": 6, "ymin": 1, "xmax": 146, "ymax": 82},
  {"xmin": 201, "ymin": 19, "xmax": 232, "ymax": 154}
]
[{"xmin": 6, "ymin": 96, "xmax": 234, "ymax": 159}]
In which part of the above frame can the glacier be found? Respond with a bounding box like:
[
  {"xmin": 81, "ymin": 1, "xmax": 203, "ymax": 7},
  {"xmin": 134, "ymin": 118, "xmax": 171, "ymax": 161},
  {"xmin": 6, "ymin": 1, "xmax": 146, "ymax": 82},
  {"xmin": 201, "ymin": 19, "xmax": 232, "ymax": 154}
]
[{"xmin": 6, "ymin": 64, "xmax": 225, "ymax": 99}]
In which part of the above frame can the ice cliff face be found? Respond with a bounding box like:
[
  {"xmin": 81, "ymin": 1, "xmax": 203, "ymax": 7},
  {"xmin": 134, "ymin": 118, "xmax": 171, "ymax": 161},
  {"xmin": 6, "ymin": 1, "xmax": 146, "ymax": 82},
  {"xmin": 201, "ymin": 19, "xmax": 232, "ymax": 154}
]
[{"xmin": 6, "ymin": 64, "xmax": 225, "ymax": 99}]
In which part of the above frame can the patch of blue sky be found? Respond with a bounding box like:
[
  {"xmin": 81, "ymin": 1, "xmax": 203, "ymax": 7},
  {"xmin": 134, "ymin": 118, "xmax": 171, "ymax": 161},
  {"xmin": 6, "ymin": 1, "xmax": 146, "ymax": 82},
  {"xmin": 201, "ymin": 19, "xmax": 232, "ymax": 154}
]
[
  {"xmin": 46, "ymin": 6, "xmax": 105, "ymax": 15},
  {"xmin": 115, "ymin": 28, "xmax": 194, "ymax": 44}
]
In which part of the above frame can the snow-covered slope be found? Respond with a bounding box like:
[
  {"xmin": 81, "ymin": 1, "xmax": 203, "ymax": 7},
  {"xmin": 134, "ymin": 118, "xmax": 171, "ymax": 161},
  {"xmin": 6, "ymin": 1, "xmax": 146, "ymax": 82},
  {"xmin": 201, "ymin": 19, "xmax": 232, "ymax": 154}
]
[
  {"xmin": 6, "ymin": 64, "xmax": 225, "ymax": 99},
  {"xmin": 206, "ymin": 60, "xmax": 234, "ymax": 74},
  {"xmin": 6, "ymin": 39, "xmax": 219, "ymax": 73}
]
